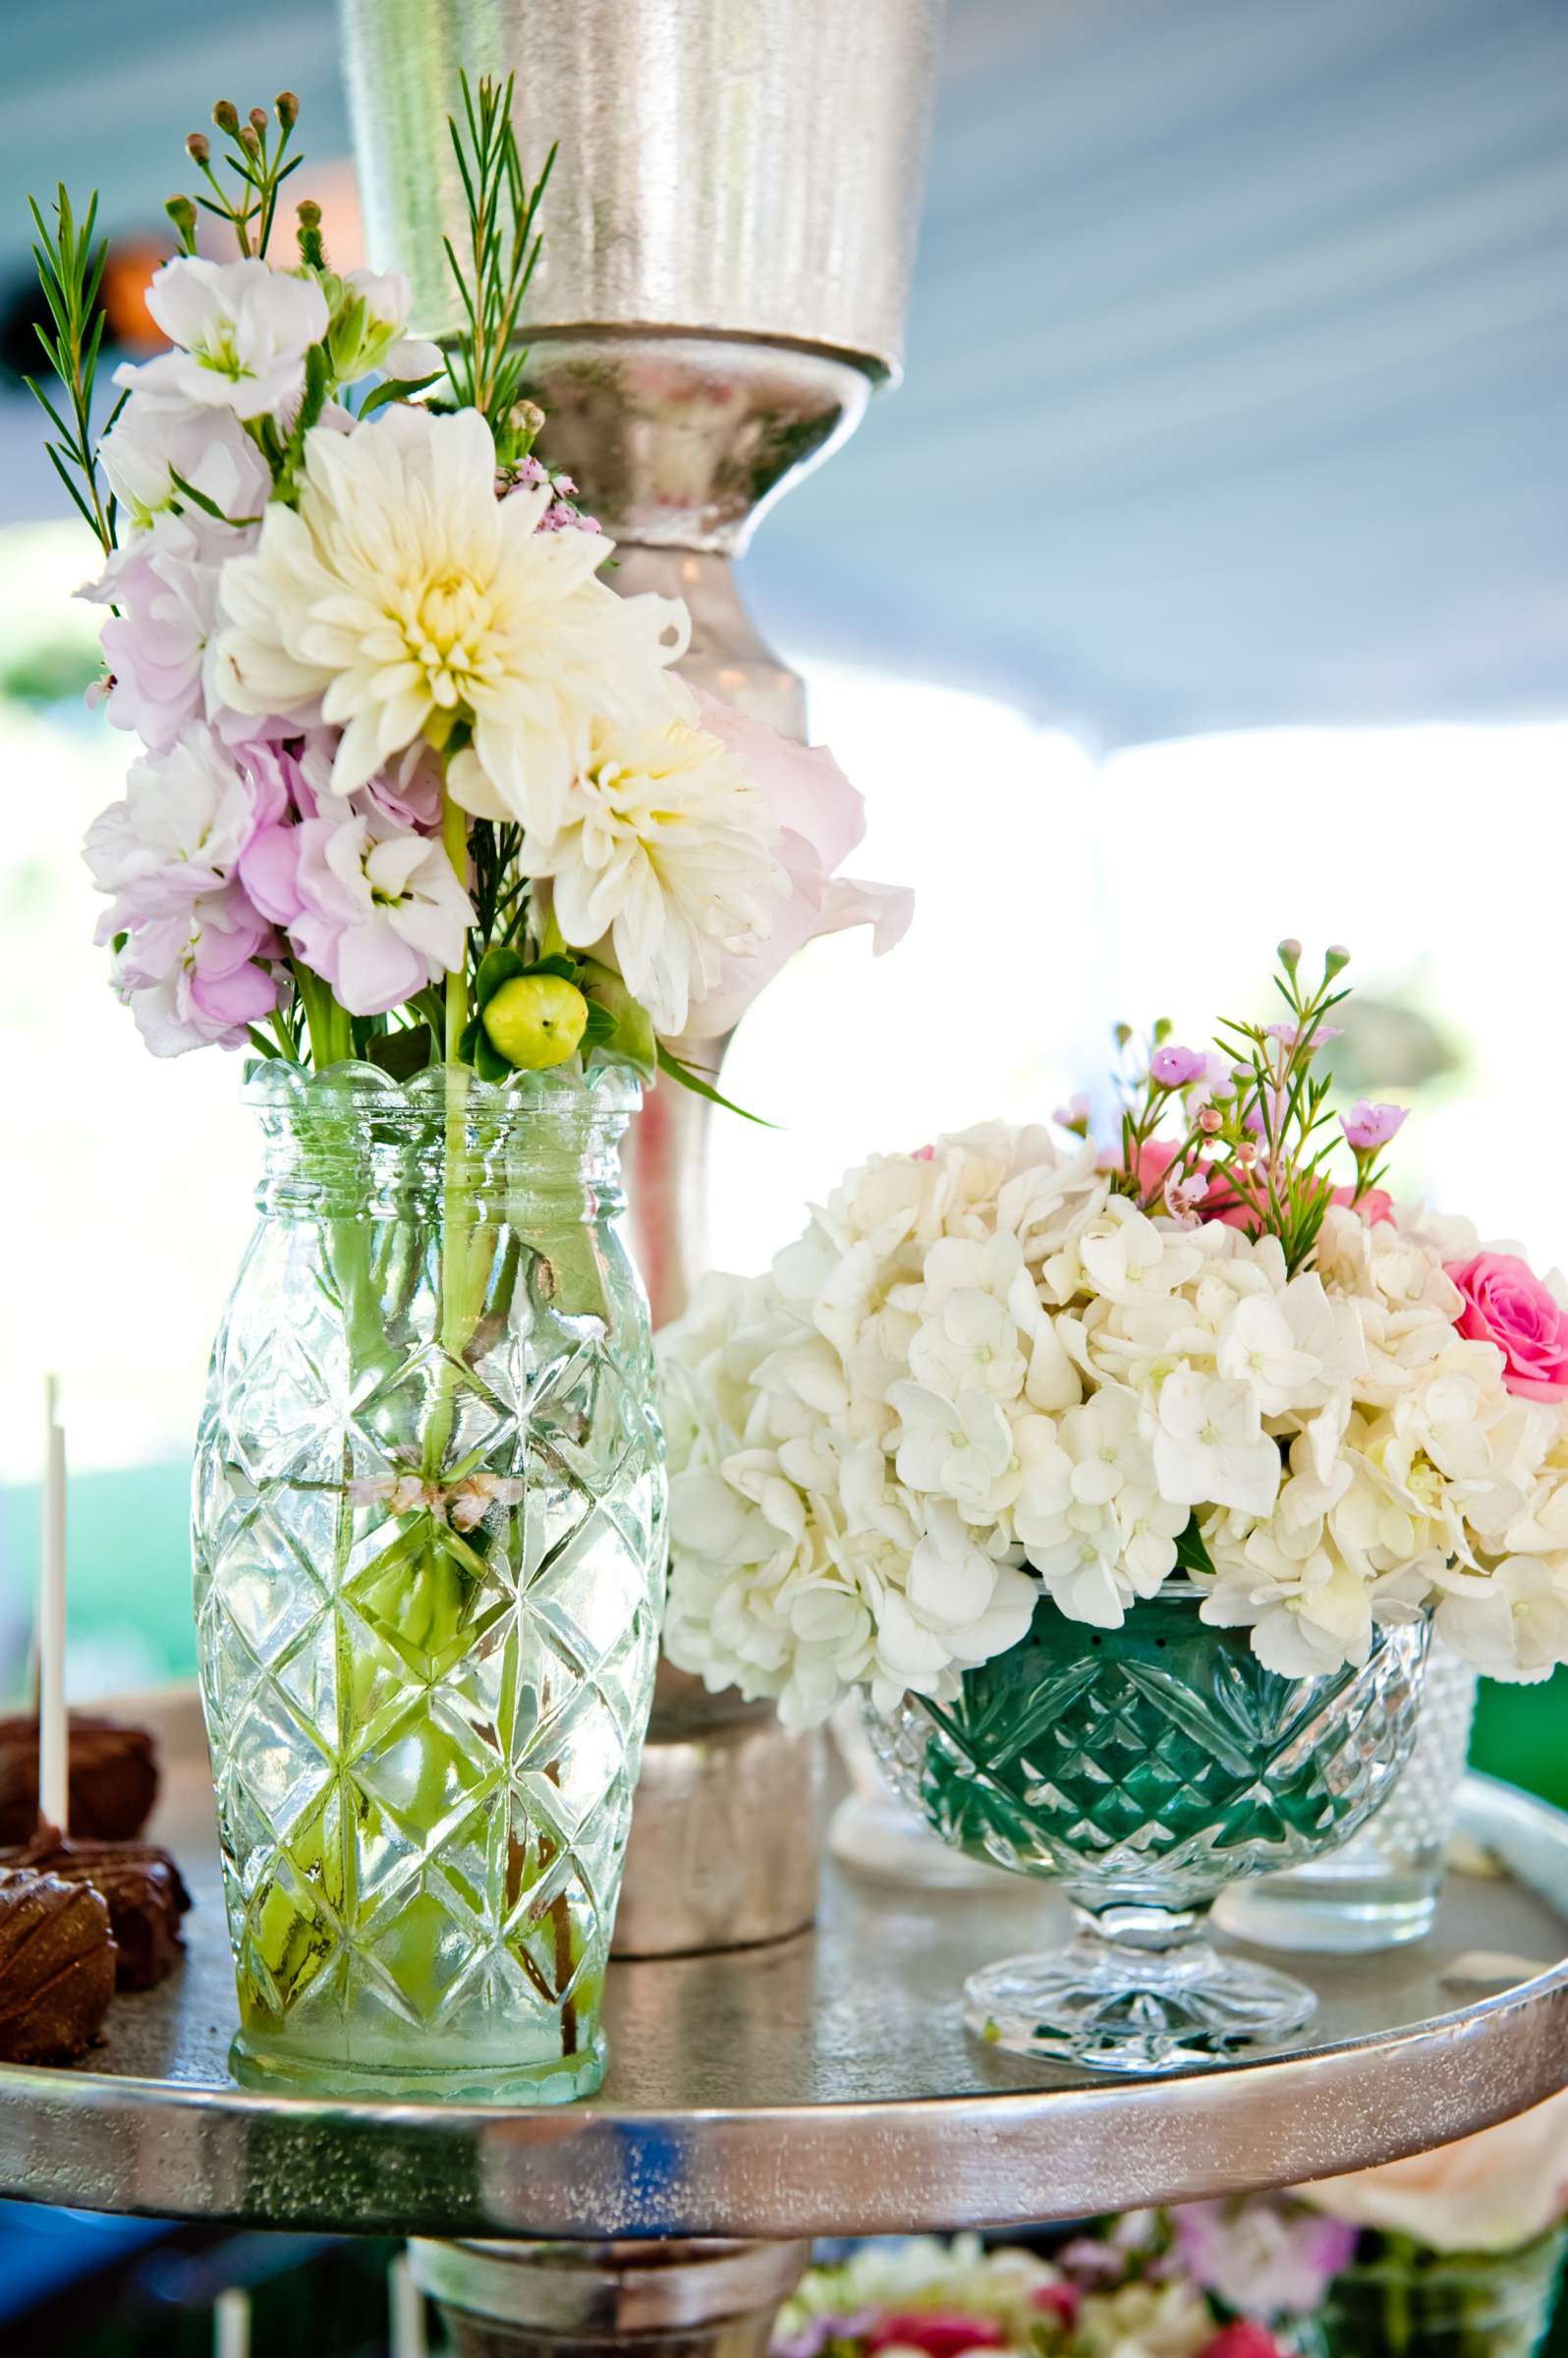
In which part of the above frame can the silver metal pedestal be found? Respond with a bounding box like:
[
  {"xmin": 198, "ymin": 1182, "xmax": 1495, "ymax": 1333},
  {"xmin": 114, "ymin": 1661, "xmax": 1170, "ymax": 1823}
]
[{"xmin": 411, "ymin": 2238, "xmax": 810, "ymax": 2358}]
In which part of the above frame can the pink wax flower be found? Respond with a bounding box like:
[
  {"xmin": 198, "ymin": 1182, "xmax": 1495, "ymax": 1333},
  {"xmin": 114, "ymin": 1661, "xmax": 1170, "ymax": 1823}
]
[
  {"xmin": 1446, "ymin": 1252, "xmax": 1568, "ymax": 1401},
  {"xmin": 1150, "ymin": 1043, "xmax": 1207, "ymax": 1089},
  {"xmin": 1029, "ymin": 2282, "xmax": 1080, "ymax": 2325},
  {"xmin": 1341, "ymin": 1099, "xmax": 1408, "ymax": 1152},
  {"xmin": 865, "ymin": 2315, "xmax": 1005, "ymax": 2358}
]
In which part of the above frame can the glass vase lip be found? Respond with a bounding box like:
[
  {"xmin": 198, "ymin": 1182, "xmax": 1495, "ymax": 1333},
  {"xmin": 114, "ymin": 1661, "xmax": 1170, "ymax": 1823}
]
[
  {"xmin": 243, "ymin": 1054, "xmax": 641, "ymax": 1127},
  {"xmin": 243, "ymin": 1057, "xmax": 642, "ymax": 1220}
]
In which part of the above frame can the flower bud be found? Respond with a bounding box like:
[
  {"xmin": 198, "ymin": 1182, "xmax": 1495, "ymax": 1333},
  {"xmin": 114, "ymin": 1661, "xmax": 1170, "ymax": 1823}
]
[
  {"xmin": 1277, "ymin": 936, "xmax": 1302, "ymax": 972},
  {"xmin": 1153, "ymin": 1016, "xmax": 1173, "ymax": 1044},
  {"xmin": 1325, "ymin": 943, "xmax": 1351, "ymax": 976},
  {"xmin": 276, "ymin": 90, "xmax": 301, "ymax": 132},
  {"xmin": 212, "ymin": 98, "xmax": 241, "ymax": 135},
  {"xmin": 186, "ymin": 131, "xmax": 212, "ymax": 166},
  {"xmin": 510, "ymin": 398, "xmax": 545, "ymax": 440},
  {"xmin": 1112, "ymin": 1022, "xmax": 1133, "ymax": 1050},
  {"xmin": 1198, "ymin": 1106, "xmax": 1223, "ymax": 1137},
  {"xmin": 164, "ymin": 194, "xmax": 198, "ymax": 242},
  {"xmin": 249, "ymin": 107, "xmax": 269, "ymax": 137},
  {"xmin": 296, "ymin": 198, "xmax": 322, "ymax": 230},
  {"xmin": 238, "ymin": 123, "xmax": 261, "ymax": 157}
]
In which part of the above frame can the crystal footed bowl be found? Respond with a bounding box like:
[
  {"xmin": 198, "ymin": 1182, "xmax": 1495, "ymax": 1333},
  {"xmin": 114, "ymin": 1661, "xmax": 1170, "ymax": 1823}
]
[{"xmin": 866, "ymin": 1580, "xmax": 1428, "ymax": 2075}]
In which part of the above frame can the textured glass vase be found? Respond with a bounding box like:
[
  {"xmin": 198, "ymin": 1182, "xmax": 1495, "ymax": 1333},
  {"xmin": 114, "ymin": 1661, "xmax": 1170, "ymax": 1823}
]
[
  {"xmin": 1316, "ymin": 2227, "xmax": 1568, "ymax": 2357},
  {"xmin": 193, "ymin": 1061, "xmax": 665, "ymax": 2104},
  {"xmin": 868, "ymin": 1582, "xmax": 1427, "ymax": 2074},
  {"xmin": 1218, "ymin": 1634, "xmax": 1478, "ymax": 1954}
]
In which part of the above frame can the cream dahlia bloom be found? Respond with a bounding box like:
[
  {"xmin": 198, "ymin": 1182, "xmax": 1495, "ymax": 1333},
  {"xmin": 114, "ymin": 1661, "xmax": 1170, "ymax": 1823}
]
[
  {"xmin": 522, "ymin": 709, "xmax": 788, "ymax": 1035},
  {"xmin": 213, "ymin": 405, "xmax": 690, "ymax": 824}
]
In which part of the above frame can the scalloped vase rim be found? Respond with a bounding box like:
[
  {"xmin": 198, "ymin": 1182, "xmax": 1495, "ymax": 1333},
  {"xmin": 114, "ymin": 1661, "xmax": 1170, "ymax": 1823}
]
[{"xmin": 241, "ymin": 1056, "xmax": 642, "ymax": 1118}]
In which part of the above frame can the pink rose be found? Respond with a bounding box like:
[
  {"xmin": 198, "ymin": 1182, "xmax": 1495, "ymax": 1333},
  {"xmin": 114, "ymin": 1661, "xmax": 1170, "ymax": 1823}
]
[
  {"xmin": 866, "ymin": 2317, "xmax": 1005, "ymax": 2358},
  {"xmin": 676, "ymin": 691, "xmax": 913, "ymax": 1039},
  {"xmin": 1201, "ymin": 2329, "xmax": 1288, "ymax": 2358},
  {"xmin": 1446, "ymin": 1251, "xmax": 1568, "ymax": 1401}
]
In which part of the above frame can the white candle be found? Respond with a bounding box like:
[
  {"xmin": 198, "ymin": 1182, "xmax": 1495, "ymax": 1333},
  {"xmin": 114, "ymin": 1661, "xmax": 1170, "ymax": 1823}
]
[
  {"xmin": 38, "ymin": 1376, "xmax": 68, "ymax": 1831},
  {"xmin": 213, "ymin": 2288, "xmax": 251, "ymax": 2358},
  {"xmin": 389, "ymin": 2254, "xmax": 428, "ymax": 2358}
]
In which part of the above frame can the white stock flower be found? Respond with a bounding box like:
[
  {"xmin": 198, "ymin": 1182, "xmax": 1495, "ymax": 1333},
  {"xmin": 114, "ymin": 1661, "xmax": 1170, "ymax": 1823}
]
[
  {"xmin": 520, "ymin": 709, "xmax": 788, "ymax": 1035},
  {"xmin": 119, "ymin": 255, "xmax": 329, "ymax": 421},
  {"xmin": 214, "ymin": 404, "xmax": 691, "ymax": 825},
  {"xmin": 1150, "ymin": 1366, "xmax": 1282, "ymax": 1517},
  {"xmin": 97, "ymin": 395, "xmax": 272, "ymax": 533}
]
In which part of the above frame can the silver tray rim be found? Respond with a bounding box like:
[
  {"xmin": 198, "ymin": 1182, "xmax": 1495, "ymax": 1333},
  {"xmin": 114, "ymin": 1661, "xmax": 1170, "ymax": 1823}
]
[{"xmin": 0, "ymin": 1771, "xmax": 1565, "ymax": 2237}]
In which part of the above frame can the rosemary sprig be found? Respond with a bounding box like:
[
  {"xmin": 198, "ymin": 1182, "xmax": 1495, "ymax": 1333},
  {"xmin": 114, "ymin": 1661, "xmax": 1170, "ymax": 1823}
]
[
  {"xmin": 443, "ymin": 73, "xmax": 556, "ymax": 430},
  {"xmin": 24, "ymin": 185, "xmax": 119, "ymax": 556}
]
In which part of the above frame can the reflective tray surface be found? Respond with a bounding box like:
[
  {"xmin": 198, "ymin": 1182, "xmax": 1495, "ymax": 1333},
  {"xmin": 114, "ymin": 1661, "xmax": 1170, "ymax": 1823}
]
[{"xmin": 1, "ymin": 1690, "xmax": 1565, "ymax": 2239}]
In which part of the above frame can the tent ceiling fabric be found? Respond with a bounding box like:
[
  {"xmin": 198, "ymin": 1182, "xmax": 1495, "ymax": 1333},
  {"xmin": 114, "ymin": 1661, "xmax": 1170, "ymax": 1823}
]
[{"xmin": 0, "ymin": 0, "xmax": 1564, "ymax": 742}]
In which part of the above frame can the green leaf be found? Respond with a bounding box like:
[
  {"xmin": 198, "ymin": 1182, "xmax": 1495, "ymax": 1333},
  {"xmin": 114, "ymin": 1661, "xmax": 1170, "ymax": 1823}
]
[
  {"xmin": 1174, "ymin": 1516, "xmax": 1214, "ymax": 1577},
  {"xmin": 474, "ymin": 944, "xmax": 527, "ymax": 1006},
  {"xmin": 367, "ymin": 1024, "xmax": 434, "ymax": 1081},
  {"xmin": 656, "ymin": 1040, "xmax": 777, "ymax": 1127},
  {"xmin": 359, "ymin": 369, "xmax": 441, "ymax": 421},
  {"xmin": 523, "ymin": 951, "xmax": 579, "ymax": 983},
  {"xmin": 580, "ymin": 1002, "xmax": 616, "ymax": 1051}
]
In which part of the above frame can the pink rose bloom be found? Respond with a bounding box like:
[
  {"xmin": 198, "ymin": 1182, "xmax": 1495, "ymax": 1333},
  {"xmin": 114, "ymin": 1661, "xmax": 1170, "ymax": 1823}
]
[
  {"xmin": 1200, "ymin": 2328, "xmax": 1288, "ymax": 2358},
  {"xmin": 675, "ymin": 690, "xmax": 913, "ymax": 1039},
  {"xmin": 1445, "ymin": 1251, "xmax": 1568, "ymax": 1401},
  {"xmin": 1121, "ymin": 1142, "xmax": 1391, "ymax": 1233},
  {"xmin": 866, "ymin": 2316, "xmax": 1005, "ymax": 2358},
  {"xmin": 1029, "ymin": 2283, "xmax": 1080, "ymax": 2324}
]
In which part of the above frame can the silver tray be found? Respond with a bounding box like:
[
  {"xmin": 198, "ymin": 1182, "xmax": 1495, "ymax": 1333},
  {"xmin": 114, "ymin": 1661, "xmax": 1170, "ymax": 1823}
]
[{"xmin": 1, "ymin": 1688, "xmax": 1566, "ymax": 2239}]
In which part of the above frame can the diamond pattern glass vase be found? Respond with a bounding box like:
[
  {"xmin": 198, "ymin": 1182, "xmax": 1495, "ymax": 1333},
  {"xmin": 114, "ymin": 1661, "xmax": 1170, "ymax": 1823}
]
[
  {"xmin": 867, "ymin": 1581, "xmax": 1428, "ymax": 2075},
  {"xmin": 193, "ymin": 1062, "xmax": 665, "ymax": 2105}
]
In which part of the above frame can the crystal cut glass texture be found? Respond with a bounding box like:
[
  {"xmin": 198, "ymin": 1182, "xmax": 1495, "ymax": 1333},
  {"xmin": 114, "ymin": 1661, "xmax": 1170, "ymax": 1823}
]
[
  {"xmin": 193, "ymin": 1062, "xmax": 664, "ymax": 2104},
  {"xmin": 1219, "ymin": 1631, "xmax": 1478, "ymax": 1954},
  {"xmin": 868, "ymin": 1581, "xmax": 1427, "ymax": 2075}
]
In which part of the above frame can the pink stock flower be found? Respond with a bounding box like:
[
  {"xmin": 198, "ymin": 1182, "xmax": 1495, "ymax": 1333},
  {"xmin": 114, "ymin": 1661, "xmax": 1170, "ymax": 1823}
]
[
  {"xmin": 1150, "ymin": 1043, "xmax": 1206, "ymax": 1089},
  {"xmin": 287, "ymin": 805, "xmax": 473, "ymax": 1017},
  {"xmin": 113, "ymin": 882, "xmax": 281, "ymax": 1056},
  {"xmin": 84, "ymin": 726, "xmax": 287, "ymax": 929},
  {"xmin": 1445, "ymin": 1252, "xmax": 1568, "ymax": 1402},
  {"xmin": 84, "ymin": 519, "xmax": 232, "ymax": 754},
  {"xmin": 1173, "ymin": 2199, "xmax": 1357, "ymax": 2318},
  {"xmin": 1341, "ymin": 1099, "xmax": 1408, "ymax": 1152},
  {"xmin": 675, "ymin": 690, "xmax": 913, "ymax": 1039}
]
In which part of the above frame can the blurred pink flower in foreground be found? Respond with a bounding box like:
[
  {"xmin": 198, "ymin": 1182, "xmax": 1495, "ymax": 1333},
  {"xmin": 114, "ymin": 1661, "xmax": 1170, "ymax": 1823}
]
[
  {"xmin": 678, "ymin": 691, "xmax": 913, "ymax": 1038},
  {"xmin": 1300, "ymin": 2086, "xmax": 1568, "ymax": 2254}
]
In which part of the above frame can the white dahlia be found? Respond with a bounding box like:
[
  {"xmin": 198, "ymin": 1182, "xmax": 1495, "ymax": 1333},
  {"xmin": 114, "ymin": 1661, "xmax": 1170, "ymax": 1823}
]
[
  {"xmin": 522, "ymin": 710, "xmax": 788, "ymax": 1036},
  {"xmin": 213, "ymin": 405, "xmax": 691, "ymax": 826}
]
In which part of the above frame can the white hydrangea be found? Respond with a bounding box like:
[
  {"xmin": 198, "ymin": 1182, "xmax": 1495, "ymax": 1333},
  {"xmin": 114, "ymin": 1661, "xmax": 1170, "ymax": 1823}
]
[{"xmin": 656, "ymin": 1124, "xmax": 1568, "ymax": 1712}]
